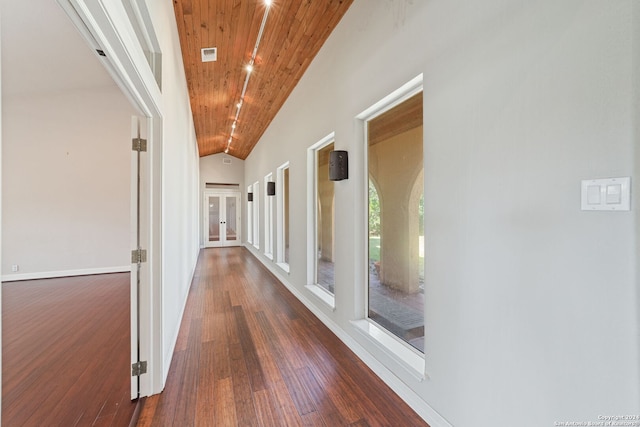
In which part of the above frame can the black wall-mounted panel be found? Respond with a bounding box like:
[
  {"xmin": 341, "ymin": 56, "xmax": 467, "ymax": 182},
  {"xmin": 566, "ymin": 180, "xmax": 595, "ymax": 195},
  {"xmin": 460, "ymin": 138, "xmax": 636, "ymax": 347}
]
[{"xmin": 329, "ymin": 150, "xmax": 349, "ymax": 181}]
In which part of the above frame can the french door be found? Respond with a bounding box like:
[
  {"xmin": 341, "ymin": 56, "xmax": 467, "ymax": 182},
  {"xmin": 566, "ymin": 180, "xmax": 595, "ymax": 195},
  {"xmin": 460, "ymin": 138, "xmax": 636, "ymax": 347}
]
[{"xmin": 204, "ymin": 191, "xmax": 241, "ymax": 247}]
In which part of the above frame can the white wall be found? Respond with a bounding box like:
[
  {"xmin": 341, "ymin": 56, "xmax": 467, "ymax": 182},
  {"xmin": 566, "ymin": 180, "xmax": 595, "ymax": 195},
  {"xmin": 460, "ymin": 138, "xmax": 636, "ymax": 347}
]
[
  {"xmin": 244, "ymin": 1, "xmax": 640, "ymax": 426},
  {"xmin": 199, "ymin": 153, "xmax": 245, "ymax": 247},
  {"xmin": 144, "ymin": 0, "xmax": 201, "ymax": 382},
  {"xmin": 1, "ymin": 0, "xmax": 135, "ymax": 281},
  {"xmin": 2, "ymin": 89, "xmax": 133, "ymax": 278}
]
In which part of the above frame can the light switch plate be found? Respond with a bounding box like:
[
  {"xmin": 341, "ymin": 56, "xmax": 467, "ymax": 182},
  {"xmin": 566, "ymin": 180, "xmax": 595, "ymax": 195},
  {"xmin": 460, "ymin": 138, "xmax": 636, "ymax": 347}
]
[{"xmin": 581, "ymin": 177, "xmax": 631, "ymax": 211}]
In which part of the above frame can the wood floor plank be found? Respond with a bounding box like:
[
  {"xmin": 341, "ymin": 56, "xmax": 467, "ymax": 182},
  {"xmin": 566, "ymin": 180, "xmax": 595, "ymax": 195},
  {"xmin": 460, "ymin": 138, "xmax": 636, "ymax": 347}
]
[
  {"xmin": 349, "ymin": 419, "xmax": 372, "ymax": 427},
  {"xmin": 212, "ymin": 377, "xmax": 237, "ymax": 426},
  {"xmin": 111, "ymin": 390, "xmax": 141, "ymax": 427},
  {"xmin": 252, "ymin": 389, "xmax": 283, "ymax": 427},
  {"xmin": 213, "ymin": 335, "xmax": 232, "ymax": 381},
  {"xmin": 253, "ymin": 312, "xmax": 316, "ymax": 416},
  {"xmin": 282, "ymin": 372, "xmax": 317, "ymax": 417},
  {"xmin": 2, "ymin": 273, "xmax": 136, "ymax": 427},
  {"xmin": 300, "ymin": 410, "xmax": 327, "ymax": 427},
  {"xmin": 303, "ymin": 345, "xmax": 393, "ymax": 426},
  {"xmin": 233, "ymin": 306, "xmax": 267, "ymax": 392},
  {"xmin": 265, "ymin": 377, "xmax": 305, "ymax": 427},
  {"xmin": 136, "ymin": 247, "xmax": 428, "ymax": 427},
  {"xmin": 173, "ymin": 318, "xmax": 203, "ymax": 426},
  {"xmin": 151, "ymin": 351, "xmax": 186, "ymax": 425},
  {"xmin": 246, "ymin": 314, "xmax": 286, "ymax": 387},
  {"xmin": 255, "ymin": 306, "xmax": 307, "ymax": 373},
  {"xmin": 202, "ymin": 289, "xmax": 220, "ymax": 342},
  {"xmin": 195, "ymin": 340, "xmax": 217, "ymax": 425},
  {"xmin": 295, "ymin": 366, "xmax": 349, "ymax": 426},
  {"xmin": 229, "ymin": 339, "xmax": 260, "ymax": 426},
  {"xmin": 136, "ymin": 396, "xmax": 159, "ymax": 427},
  {"xmin": 289, "ymin": 315, "xmax": 411, "ymax": 426}
]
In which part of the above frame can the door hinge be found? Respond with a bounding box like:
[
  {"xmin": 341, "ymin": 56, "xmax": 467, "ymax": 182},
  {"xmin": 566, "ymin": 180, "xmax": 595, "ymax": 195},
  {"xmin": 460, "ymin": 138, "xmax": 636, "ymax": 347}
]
[
  {"xmin": 132, "ymin": 361, "xmax": 147, "ymax": 376},
  {"xmin": 132, "ymin": 137, "xmax": 147, "ymax": 152},
  {"xmin": 131, "ymin": 248, "xmax": 147, "ymax": 264}
]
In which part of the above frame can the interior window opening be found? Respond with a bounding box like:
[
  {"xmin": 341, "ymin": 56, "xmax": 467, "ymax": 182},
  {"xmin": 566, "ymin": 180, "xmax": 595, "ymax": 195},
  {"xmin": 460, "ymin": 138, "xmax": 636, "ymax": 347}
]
[
  {"xmin": 316, "ymin": 142, "xmax": 335, "ymax": 293},
  {"xmin": 367, "ymin": 91, "xmax": 424, "ymax": 353},
  {"xmin": 276, "ymin": 162, "xmax": 290, "ymax": 271}
]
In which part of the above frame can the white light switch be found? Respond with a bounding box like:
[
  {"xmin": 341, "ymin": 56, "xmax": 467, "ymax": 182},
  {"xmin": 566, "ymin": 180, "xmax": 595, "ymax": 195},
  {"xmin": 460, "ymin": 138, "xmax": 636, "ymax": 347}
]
[
  {"xmin": 606, "ymin": 184, "xmax": 622, "ymax": 204},
  {"xmin": 581, "ymin": 177, "xmax": 631, "ymax": 211},
  {"xmin": 587, "ymin": 185, "xmax": 601, "ymax": 205}
]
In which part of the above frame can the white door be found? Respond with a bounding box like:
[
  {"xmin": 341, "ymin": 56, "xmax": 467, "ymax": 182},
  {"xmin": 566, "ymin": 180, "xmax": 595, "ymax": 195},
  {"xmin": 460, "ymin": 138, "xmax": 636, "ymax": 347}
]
[{"xmin": 204, "ymin": 191, "xmax": 241, "ymax": 247}]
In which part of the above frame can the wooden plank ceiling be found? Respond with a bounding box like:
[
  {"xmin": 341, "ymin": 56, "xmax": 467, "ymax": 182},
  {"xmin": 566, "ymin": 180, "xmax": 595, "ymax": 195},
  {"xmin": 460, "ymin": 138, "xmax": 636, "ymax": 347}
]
[
  {"xmin": 173, "ymin": 0, "xmax": 354, "ymax": 159},
  {"xmin": 368, "ymin": 92, "xmax": 423, "ymax": 146}
]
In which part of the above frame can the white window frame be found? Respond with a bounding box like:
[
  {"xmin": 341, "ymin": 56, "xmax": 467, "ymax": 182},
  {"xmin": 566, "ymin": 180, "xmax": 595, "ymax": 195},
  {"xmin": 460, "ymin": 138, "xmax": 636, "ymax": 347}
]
[
  {"xmin": 247, "ymin": 185, "xmax": 253, "ymax": 245},
  {"xmin": 352, "ymin": 74, "xmax": 426, "ymax": 379},
  {"xmin": 120, "ymin": 0, "xmax": 162, "ymax": 89},
  {"xmin": 264, "ymin": 173, "xmax": 274, "ymax": 260},
  {"xmin": 306, "ymin": 133, "xmax": 336, "ymax": 308},
  {"xmin": 252, "ymin": 181, "xmax": 260, "ymax": 250},
  {"xmin": 276, "ymin": 162, "xmax": 290, "ymax": 273}
]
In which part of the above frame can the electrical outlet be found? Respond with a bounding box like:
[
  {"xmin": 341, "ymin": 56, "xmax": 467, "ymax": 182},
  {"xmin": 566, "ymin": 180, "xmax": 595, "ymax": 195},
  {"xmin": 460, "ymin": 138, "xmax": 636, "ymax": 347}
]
[{"xmin": 11, "ymin": 264, "xmax": 19, "ymax": 272}]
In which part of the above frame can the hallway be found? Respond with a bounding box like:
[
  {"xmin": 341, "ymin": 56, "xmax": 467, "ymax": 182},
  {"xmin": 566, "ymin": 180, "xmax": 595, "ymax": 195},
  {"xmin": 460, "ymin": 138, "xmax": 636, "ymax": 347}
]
[{"xmin": 137, "ymin": 247, "xmax": 428, "ymax": 426}]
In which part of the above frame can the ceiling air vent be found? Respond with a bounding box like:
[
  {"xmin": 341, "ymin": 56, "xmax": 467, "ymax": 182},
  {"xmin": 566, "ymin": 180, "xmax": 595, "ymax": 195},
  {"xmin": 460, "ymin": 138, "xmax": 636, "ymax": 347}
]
[
  {"xmin": 223, "ymin": 158, "xmax": 232, "ymax": 165},
  {"xmin": 201, "ymin": 47, "xmax": 217, "ymax": 62}
]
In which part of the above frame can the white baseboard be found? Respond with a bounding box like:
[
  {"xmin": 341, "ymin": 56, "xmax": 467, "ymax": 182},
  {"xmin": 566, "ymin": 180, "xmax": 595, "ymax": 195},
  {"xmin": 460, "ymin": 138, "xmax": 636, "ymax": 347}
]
[
  {"xmin": 242, "ymin": 244, "xmax": 452, "ymax": 427},
  {"xmin": 1, "ymin": 265, "xmax": 131, "ymax": 282}
]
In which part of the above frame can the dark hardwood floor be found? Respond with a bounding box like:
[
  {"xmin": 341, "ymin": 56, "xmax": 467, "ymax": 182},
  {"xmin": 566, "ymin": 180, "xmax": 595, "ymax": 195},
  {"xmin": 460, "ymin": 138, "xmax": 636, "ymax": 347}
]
[
  {"xmin": 2, "ymin": 273, "xmax": 137, "ymax": 426},
  {"xmin": 137, "ymin": 247, "xmax": 428, "ymax": 427}
]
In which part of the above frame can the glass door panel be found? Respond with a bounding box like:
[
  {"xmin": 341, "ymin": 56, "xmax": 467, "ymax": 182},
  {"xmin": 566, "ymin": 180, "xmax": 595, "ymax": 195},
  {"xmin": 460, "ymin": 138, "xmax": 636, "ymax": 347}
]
[
  {"xmin": 208, "ymin": 196, "xmax": 221, "ymax": 242},
  {"xmin": 225, "ymin": 196, "xmax": 237, "ymax": 241}
]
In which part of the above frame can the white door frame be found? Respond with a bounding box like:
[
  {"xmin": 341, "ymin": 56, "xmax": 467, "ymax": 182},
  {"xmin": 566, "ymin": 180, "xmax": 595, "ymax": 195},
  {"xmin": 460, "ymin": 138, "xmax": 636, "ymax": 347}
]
[
  {"xmin": 56, "ymin": 0, "xmax": 164, "ymax": 397},
  {"xmin": 203, "ymin": 190, "xmax": 242, "ymax": 248},
  {"xmin": 130, "ymin": 116, "xmax": 150, "ymax": 398},
  {"xmin": 0, "ymin": 3, "xmax": 4, "ymax": 417}
]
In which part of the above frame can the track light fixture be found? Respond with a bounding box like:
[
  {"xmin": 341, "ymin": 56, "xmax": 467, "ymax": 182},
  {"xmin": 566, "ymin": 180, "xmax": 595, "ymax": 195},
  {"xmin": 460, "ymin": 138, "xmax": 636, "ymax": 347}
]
[{"xmin": 224, "ymin": 1, "xmax": 273, "ymax": 155}]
